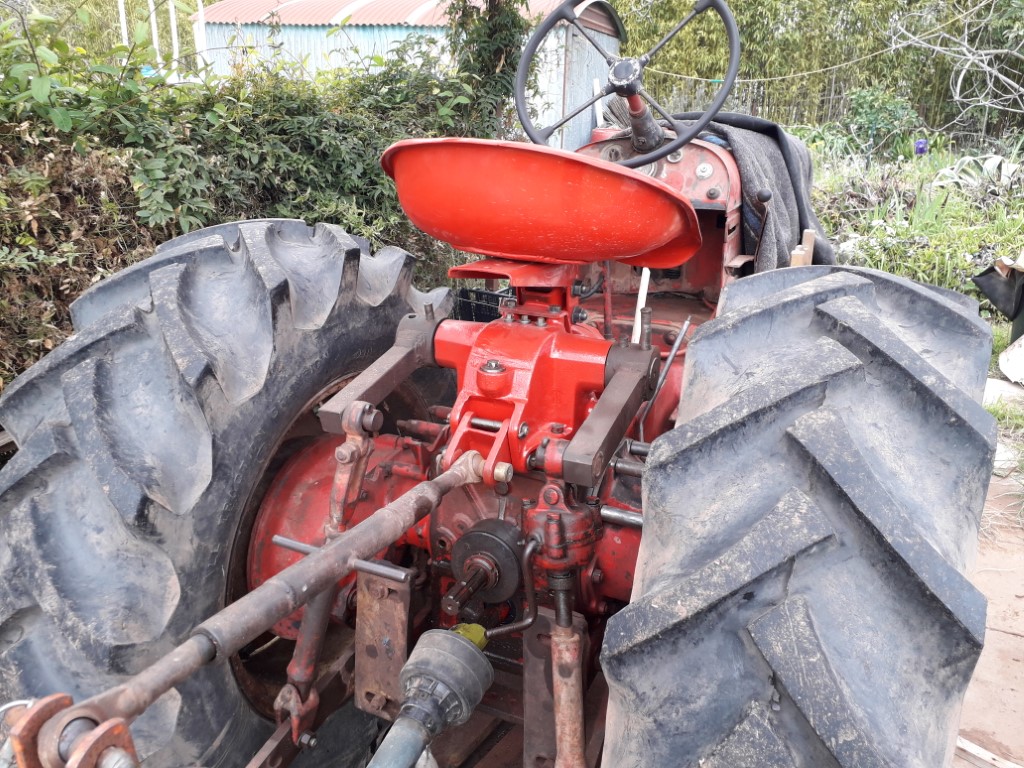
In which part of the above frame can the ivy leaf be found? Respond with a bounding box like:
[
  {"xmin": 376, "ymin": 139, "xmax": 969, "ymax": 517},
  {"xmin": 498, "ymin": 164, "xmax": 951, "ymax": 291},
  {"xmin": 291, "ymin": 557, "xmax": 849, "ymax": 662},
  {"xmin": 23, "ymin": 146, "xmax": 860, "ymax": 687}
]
[{"xmin": 30, "ymin": 75, "xmax": 51, "ymax": 103}]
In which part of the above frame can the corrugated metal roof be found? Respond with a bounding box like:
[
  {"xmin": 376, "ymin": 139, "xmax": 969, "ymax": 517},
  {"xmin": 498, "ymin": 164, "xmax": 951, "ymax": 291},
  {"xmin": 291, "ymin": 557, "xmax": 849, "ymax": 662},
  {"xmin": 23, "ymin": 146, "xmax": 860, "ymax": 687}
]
[{"xmin": 199, "ymin": 0, "xmax": 617, "ymax": 30}]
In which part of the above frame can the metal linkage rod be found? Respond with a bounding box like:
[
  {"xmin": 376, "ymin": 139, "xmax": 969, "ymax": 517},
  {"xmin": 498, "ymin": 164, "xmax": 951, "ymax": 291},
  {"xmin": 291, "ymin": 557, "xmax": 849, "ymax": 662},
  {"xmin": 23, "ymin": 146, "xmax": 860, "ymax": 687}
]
[{"xmin": 36, "ymin": 452, "xmax": 485, "ymax": 765}]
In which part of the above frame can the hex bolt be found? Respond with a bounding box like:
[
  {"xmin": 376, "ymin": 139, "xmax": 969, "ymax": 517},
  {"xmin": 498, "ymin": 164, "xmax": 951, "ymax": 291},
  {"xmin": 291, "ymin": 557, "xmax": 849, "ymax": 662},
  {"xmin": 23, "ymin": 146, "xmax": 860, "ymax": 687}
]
[
  {"xmin": 591, "ymin": 569, "xmax": 604, "ymax": 584},
  {"xmin": 335, "ymin": 443, "xmax": 358, "ymax": 464},
  {"xmin": 518, "ymin": 423, "xmax": 529, "ymax": 439},
  {"xmin": 493, "ymin": 462, "xmax": 514, "ymax": 483},
  {"xmin": 481, "ymin": 359, "xmax": 505, "ymax": 373},
  {"xmin": 571, "ymin": 307, "xmax": 588, "ymax": 324},
  {"xmin": 298, "ymin": 733, "xmax": 319, "ymax": 750},
  {"xmin": 543, "ymin": 487, "xmax": 561, "ymax": 506}
]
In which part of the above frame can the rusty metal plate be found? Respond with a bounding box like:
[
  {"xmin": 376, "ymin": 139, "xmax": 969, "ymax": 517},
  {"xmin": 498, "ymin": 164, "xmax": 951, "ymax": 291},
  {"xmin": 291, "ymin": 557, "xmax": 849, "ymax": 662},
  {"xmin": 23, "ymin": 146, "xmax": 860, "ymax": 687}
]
[{"xmin": 353, "ymin": 568, "xmax": 414, "ymax": 721}]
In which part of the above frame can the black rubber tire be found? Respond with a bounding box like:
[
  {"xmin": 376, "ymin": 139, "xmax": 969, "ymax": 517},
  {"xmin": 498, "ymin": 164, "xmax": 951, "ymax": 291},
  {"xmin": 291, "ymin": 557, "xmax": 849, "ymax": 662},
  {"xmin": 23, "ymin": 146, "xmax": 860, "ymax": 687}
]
[
  {"xmin": 602, "ymin": 266, "xmax": 996, "ymax": 768},
  {"xmin": 0, "ymin": 220, "xmax": 452, "ymax": 767}
]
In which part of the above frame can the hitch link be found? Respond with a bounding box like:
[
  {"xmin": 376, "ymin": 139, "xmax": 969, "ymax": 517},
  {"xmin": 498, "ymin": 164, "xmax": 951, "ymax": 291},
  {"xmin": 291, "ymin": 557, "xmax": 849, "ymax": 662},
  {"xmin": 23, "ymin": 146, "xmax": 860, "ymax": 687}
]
[{"xmin": 12, "ymin": 451, "xmax": 486, "ymax": 768}]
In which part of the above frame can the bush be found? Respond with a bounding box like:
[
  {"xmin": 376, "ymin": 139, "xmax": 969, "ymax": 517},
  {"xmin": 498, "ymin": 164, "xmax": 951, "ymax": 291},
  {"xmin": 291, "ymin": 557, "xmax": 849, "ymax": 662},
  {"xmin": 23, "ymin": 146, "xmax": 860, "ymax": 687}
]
[{"xmin": 0, "ymin": 8, "xmax": 525, "ymax": 389}]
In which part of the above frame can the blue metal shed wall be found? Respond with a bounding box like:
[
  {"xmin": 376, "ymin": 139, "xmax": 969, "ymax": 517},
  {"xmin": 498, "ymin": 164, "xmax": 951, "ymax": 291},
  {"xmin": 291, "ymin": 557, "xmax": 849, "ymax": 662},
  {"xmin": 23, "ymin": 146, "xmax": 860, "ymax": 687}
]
[
  {"xmin": 533, "ymin": 24, "xmax": 620, "ymax": 150},
  {"xmin": 199, "ymin": 22, "xmax": 445, "ymax": 76}
]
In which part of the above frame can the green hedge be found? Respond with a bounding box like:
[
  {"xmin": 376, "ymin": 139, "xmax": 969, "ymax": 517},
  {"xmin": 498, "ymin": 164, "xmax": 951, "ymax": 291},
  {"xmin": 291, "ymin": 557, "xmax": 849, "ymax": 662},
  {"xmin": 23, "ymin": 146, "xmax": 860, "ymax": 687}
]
[{"xmin": 0, "ymin": 10, "xmax": 523, "ymax": 389}]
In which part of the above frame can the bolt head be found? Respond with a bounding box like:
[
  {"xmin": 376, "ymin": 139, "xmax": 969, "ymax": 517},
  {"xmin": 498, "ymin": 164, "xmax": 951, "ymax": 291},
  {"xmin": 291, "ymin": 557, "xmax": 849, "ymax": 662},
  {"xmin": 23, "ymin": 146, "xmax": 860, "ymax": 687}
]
[
  {"xmin": 482, "ymin": 359, "xmax": 505, "ymax": 373},
  {"xmin": 335, "ymin": 443, "xmax": 358, "ymax": 464},
  {"xmin": 298, "ymin": 733, "xmax": 318, "ymax": 750},
  {"xmin": 543, "ymin": 487, "xmax": 560, "ymax": 505}
]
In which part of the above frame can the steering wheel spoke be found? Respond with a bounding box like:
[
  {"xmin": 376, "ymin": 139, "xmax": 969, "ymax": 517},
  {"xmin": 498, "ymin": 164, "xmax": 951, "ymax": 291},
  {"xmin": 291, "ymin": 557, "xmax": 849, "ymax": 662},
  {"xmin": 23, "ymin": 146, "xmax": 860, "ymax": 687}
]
[
  {"xmin": 643, "ymin": 7, "xmax": 700, "ymax": 63},
  {"xmin": 569, "ymin": 17, "xmax": 617, "ymax": 65},
  {"xmin": 538, "ymin": 85, "xmax": 613, "ymax": 141},
  {"xmin": 638, "ymin": 88, "xmax": 682, "ymax": 134}
]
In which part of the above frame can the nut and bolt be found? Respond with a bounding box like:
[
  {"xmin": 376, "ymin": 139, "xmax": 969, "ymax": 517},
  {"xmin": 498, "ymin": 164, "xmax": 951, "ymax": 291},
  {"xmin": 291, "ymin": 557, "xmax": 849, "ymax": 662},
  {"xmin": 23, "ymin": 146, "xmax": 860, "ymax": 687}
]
[
  {"xmin": 696, "ymin": 162, "xmax": 713, "ymax": 179},
  {"xmin": 518, "ymin": 422, "xmax": 530, "ymax": 439},
  {"xmin": 571, "ymin": 307, "xmax": 588, "ymax": 324},
  {"xmin": 481, "ymin": 359, "xmax": 505, "ymax": 373},
  {"xmin": 335, "ymin": 443, "xmax": 358, "ymax": 464},
  {"xmin": 298, "ymin": 733, "xmax": 319, "ymax": 750}
]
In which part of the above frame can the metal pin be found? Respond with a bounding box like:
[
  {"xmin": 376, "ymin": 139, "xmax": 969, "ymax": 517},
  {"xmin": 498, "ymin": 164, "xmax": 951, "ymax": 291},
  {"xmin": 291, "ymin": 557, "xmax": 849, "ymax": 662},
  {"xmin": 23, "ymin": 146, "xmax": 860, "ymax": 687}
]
[{"xmin": 271, "ymin": 536, "xmax": 411, "ymax": 583}]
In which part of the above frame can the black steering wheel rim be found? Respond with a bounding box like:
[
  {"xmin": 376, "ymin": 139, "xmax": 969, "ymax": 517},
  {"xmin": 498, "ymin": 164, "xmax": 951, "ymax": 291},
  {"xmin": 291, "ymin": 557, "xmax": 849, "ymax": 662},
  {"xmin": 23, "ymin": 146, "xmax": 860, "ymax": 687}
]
[{"xmin": 514, "ymin": 0, "xmax": 741, "ymax": 168}]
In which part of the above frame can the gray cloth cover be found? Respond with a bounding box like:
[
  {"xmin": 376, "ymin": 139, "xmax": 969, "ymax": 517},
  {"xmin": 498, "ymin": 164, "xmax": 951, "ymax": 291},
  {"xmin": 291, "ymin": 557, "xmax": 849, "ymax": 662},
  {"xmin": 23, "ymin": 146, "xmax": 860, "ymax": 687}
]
[{"xmin": 698, "ymin": 120, "xmax": 835, "ymax": 271}]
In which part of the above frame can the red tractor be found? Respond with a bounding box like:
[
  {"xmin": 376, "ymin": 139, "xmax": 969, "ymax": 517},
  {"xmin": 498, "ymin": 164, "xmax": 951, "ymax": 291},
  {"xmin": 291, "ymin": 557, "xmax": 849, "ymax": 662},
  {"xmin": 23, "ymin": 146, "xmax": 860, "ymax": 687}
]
[{"xmin": 0, "ymin": 1, "xmax": 995, "ymax": 767}]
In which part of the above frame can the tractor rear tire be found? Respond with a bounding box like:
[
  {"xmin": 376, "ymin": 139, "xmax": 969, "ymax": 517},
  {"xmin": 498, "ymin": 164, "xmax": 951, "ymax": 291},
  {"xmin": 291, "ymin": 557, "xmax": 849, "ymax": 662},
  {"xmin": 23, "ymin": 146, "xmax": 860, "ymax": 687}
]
[
  {"xmin": 0, "ymin": 220, "xmax": 451, "ymax": 767},
  {"xmin": 602, "ymin": 266, "xmax": 995, "ymax": 768}
]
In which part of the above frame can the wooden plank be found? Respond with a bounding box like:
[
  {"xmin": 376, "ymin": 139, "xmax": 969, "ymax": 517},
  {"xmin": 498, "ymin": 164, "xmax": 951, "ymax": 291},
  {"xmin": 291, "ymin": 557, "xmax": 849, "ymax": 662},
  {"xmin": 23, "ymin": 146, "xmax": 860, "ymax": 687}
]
[
  {"xmin": 801, "ymin": 228, "xmax": 816, "ymax": 261},
  {"xmin": 956, "ymin": 736, "xmax": 1024, "ymax": 768}
]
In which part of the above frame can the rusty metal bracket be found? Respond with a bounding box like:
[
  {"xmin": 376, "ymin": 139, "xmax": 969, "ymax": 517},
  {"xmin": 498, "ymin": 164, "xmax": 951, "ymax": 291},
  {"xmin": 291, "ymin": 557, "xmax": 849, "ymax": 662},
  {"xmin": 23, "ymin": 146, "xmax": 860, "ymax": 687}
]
[
  {"xmin": 329, "ymin": 401, "xmax": 380, "ymax": 532},
  {"xmin": 9, "ymin": 696, "xmax": 72, "ymax": 768},
  {"xmin": 247, "ymin": 645, "xmax": 358, "ymax": 768},
  {"xmin": 353, "ymin": 568, "xmax": 415, "ymax": 721},
  {"xmin": 319, "ymin": 313, "xmax": 442, "ymax": 434}
]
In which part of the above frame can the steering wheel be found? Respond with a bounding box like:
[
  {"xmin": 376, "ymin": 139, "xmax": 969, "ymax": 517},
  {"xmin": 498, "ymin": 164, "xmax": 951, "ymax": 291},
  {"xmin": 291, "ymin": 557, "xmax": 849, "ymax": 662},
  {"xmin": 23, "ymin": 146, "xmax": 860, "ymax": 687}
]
[{"xmin": 514, "ymin": 0, "xmax": 741, "ymax": 168}]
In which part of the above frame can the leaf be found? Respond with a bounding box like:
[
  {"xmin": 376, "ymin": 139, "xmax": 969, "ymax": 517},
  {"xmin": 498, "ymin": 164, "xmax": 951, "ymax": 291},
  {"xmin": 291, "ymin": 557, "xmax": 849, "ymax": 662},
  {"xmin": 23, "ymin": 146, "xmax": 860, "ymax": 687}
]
[
  {"xmin": 9, "ymin": 63, "xmax": 37, "ymax": 81},
  {"xmin": 30, "ymin": 75, "xmax": 51, "ymax": 103},
  {"xmin": 134, "ymin": 22, "xmax": 151, "ymax": 46},
  {"xmin": 35, "ymin": 46, "xmax": 58, "ymax": 66},
  {"xmin": 49, "ymin": 106, "xmax": 72, "ymax": 131}
]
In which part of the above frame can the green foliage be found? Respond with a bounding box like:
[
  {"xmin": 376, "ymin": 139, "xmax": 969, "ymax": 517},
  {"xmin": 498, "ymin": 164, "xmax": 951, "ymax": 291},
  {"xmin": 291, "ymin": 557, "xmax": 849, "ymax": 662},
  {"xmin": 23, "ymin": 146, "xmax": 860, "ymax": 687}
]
[
  {"xmin": 446, "ymin": 0, "xmax": 531, "ymax": 136},
  {"xmin": 0, "ymin": 8, "xmax": 504, "ymax": 387},
  {"xmin": 847, "ymin": 87, "xmax": 920, "ymax": 157},
  {"xmin": 812, "ymin": 146, "xmax": 1024, "ymax": 298},
  {"xmin": 991, "ymin": 321, "xmax": 1011, "ymax": 377}
]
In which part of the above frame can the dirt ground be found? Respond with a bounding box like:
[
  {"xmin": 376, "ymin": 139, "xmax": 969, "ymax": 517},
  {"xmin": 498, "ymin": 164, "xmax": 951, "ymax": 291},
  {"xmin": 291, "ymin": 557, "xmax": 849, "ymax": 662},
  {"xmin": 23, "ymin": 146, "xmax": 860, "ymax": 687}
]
[{"xmin": 953, "ymin": 472, "xmax": 1024, "ymax": 767}]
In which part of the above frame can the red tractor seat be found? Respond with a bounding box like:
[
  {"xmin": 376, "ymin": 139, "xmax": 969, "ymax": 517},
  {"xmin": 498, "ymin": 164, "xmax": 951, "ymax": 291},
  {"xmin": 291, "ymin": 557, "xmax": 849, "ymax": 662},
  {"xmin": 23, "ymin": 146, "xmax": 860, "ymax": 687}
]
[{"xmin": 381, "ymin": 138, "xmax": 702, "ymax": 269}]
